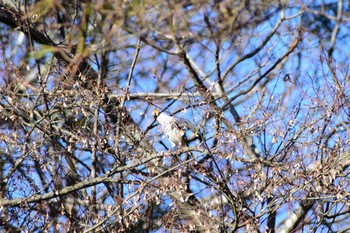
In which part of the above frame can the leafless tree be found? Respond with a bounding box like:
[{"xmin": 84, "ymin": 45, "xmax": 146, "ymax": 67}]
[{"xmin": 0, "ymin": 0, "xmax": 349, "ymax": 232}]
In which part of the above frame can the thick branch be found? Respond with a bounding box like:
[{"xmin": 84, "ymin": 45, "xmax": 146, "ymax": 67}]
[
  {"xmin": 0, "ymin": 153, "xmax": 163, "ymax": 208},
  {"xmin": 0, "ymin": 3, "xmax": 53, "ymax": 45}
]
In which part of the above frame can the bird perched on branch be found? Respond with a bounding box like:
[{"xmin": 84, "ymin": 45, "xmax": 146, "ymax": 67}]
[{"xmin": 153, "ymin": 109, "xmax": 187, "ymax": 148}]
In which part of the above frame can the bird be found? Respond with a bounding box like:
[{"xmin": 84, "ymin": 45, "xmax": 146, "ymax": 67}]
[
  {"xmin": 153, "ymin": 109, "xmax": 200, "ymax": 204},
  {"xmin": 153, "ymin": 109, "xmax": 187, "ymax": 148}
]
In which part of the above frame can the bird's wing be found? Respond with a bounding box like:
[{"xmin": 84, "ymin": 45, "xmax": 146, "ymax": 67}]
[{"xmin": 156, "ymin": 113, "xmax": 187, "ymax": 146}]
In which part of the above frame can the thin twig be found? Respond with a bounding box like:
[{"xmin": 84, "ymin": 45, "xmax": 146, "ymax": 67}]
[{"xmin": 121, "ymin": 38, "xmax": 143, "ymax": 108}]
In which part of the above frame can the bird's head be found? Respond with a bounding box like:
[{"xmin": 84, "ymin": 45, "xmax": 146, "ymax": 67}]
[{"xmin": 153, "ymin": 109, "xmax": 160, "ymax": 117}]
